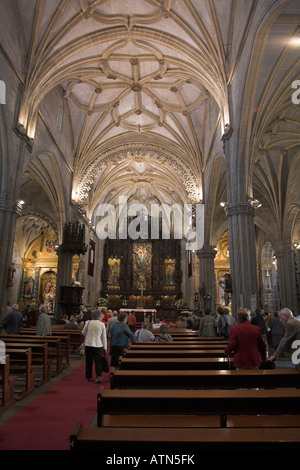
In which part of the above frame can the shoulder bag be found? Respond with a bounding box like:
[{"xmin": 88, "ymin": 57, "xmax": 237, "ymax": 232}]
[{"xmin": 79, "ymin": 321, "xmax": 90, "ymax": 357}]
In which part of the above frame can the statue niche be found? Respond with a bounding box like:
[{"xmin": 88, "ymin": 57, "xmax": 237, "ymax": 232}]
[
  {"xmin": 132, "ymin": 241, "xmax": 152, "ymax": 290},
  {"xmin": 107, "ymin": 258, "xmax": 121, "ymax": 289}
]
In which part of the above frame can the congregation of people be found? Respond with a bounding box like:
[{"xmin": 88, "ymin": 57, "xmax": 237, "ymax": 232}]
[{"xmin": 2, "ymin": 299, "xmax": 300, "ymax": 380}]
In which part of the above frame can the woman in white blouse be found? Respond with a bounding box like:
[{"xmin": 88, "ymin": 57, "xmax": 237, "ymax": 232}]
[{"xmin": 82, "ymin": 309, "xmax": 107, "ymax": 383}]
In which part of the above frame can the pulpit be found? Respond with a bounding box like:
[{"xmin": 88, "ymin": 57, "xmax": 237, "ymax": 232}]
[{"xmin": 58, "ymin": 285, "xmax": 85, "ymax": 318}]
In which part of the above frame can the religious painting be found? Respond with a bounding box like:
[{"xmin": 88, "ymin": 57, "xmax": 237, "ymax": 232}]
[
  {"xmin": 107, "ymin": 258, "xmax": 120, "ymax": 289},
  {"xmin": 163, "ymin": 259, "xmax": 175, "ymax": 290},
  {"xmin": 24, "ymin": 276, "xmax": 35, "ymax": 299},
  {"xmin": 40, "ymin": 271, "xmax": 56, "ymax": 311},
  {"xmin": 45, "ymin": 238, "xmax": 57, "ymax": 253},
  {"xmin": 132, "ymin": 241, "xmax": 152, "ymax": 289}
]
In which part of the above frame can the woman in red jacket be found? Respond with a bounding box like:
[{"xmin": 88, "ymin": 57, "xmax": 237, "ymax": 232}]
[{"xmin": 224, "ymin": 308, "xmax": 266, "ymax": 369}]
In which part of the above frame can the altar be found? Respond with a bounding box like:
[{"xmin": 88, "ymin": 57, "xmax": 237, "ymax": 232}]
[{"xmin": 120, "ymin": 308, "xmax": 157, "ymax": 323}]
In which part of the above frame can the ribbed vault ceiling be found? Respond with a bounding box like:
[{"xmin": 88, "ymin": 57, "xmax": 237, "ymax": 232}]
[{"xmin": 9, "ymin": 0, "xmax": 299, "ymax": 234}]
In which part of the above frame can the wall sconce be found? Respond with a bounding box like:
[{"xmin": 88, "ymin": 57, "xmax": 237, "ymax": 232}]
[{"xmin": 194, "ymin": 292, "xmax": 199, "ymax": 302}]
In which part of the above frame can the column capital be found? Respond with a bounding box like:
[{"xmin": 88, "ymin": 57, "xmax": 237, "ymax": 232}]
[
  {"xmin": 196, "ymin": 246, "xmax": 217, "ymax": 259},
  {"xmin": 225, "ymin": 202, "xmax": 255, "ymax": 218}
]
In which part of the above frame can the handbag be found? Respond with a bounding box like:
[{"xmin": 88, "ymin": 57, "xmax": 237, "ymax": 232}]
[
  {"xmin": 79, "ymin": 342, "xmax": 85, "ymax": 357},
  {"xmin": 101, "ymin": 350, "xmax": 109, "ymax": 372},
  {"xmin": 79, "ymin": 321, "xmax": 90, "ymax": 357}
]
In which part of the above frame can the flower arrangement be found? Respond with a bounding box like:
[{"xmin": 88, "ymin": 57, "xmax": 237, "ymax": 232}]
[
  {"xmin": 175, "ymin": 298, "xmax": 186, "ymax": 309},
  {"xmin": 97, "ymin": 297, "xmax": 108, "ymax": 306}
]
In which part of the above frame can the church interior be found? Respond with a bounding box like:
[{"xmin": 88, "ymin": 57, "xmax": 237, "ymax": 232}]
[{"xmin": 0, "ymin": 0, "xmax": 300, "ymax": 453}]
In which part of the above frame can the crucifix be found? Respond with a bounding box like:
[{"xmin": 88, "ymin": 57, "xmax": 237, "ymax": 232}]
[{"xmin": 138, "ymin": 285, "xmax": 146, "ymax": 308}]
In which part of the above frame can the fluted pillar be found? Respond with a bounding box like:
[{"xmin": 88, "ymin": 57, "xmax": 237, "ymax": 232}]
[
  {"xmin": 225, "ymin": 202, "xmax": 258, "ymax": 315},
  {"xmin": 275, "ymin": 244, "xmax": 298, "ymax": 311},
  {"xmin": 54, "ymin": 248, "xmax": 74, "ymax": 319},
  {"xmin": 197, "ymin": 246, "xmax": 217, "ymax": 313},
  {"xmin": 0, "ymin": 199, "xmax": 20, "ymax": 323}
]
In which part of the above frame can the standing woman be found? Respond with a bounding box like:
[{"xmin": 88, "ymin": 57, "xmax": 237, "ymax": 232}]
[{"xmin": 82, "ymin": 309, "xmax": 107, "ymax": 383}]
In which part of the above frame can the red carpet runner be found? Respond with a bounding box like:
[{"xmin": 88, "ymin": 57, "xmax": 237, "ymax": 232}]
[{"xmin": 0, "ymin": 361, "xmax": 110, "ymax": 450}]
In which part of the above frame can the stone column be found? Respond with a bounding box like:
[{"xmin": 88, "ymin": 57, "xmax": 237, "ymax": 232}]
[
  {"xmin": 225, "ymin": 202, "xmax": 258, "ymax": 315},
  {"xmin": 275, "ymin": 244, "xmax": 298, "ymax": 312},
  {"xmin": 0, "ymin": 199, "xmax": 20, "ymax": 323},
  {"xmin": 197, "ymin": 246, "xmax": 217, "ymax": 313},
  {"xmin": 54, "ymin": 249, "xmax": 74, "ymax": 319}
]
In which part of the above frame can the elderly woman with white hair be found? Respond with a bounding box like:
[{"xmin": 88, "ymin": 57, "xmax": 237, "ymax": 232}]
[{"xmin": 82, "ymin": 309, "xmax": 107, "ymax": 383}]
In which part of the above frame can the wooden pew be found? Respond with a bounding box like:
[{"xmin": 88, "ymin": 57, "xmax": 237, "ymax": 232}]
[
  {"xmin": 119, "ymin": 357, "xmax": 231, "ymax": 370},
  {"xmin": 38, "ymin": 335, "xmax": 70, "ymax": 368},
  {"xmin": 123, "ymin": 349, "xmax": 229, "ymax": 358},
  {"xmin": 21, "ymin": 327, "xmax": 83, "ymax": 350},
  {"xmin": 0, "ymin": 355, "xmax": 16, "ymax": 411},
  {"xmin": 96, "ymin": 387, "xmax": 300, "ymax": 428},
  {"xmin": 110, "ymin": 368, "xmax": 300, "ymax": 390},
  {"xmin": 20, "ymin": 330, "xmax": 70, "ymax": 371},
  {"xmin": 48, "ymin": 329, "xmax": 83, "ymax": 350},
  {"xmin": 153, "ymin": 336, "xmax": 225, "ymax": 342},
  {"xmin": 5, "ymin": 348, "xmax": 36, "ymax": 400},
  {"xmin": 0, "ymin": 335, "xmax": 65, "ymax": 375},
  {"xmin": 70, "ymin": 423, "xmax": 300, "ymax": 450},
  {"xmin": 130, "ymin": 342, "xmax": 228, "ymax": 348},
  {"xmin": 151, "ymin": 330, "xmax": 204, "ymax": 335},
  {"xmin": 151, "ymin": 331, "xmax": 220, "ymax": 338},
  {"xmin": 99, "ymin": 412, "xmax": 300, "ymax": 430},
  {"xmin": 1, "ymin": 340, "xmax": 50, "ymax": 386}
]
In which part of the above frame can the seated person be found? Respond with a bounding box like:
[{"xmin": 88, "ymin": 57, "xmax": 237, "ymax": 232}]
[
  {"xmin": 155, "ymin": 324, "xmax": 173, "ymax": 342},
  {"xmin": 64, "ymin": 315, "xmax": 78, "ymax": 330},
  {"xmin": 152, "ymin": 319, "xmax": 161, "ymax": 329},
  {"xmin": 134, "ymin": 321, "xmax": 155, "ymax": 342}
]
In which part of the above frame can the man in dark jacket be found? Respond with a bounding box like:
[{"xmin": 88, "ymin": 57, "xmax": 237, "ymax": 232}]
[
  {"xmin": 251, "ymin": 308, "xmax": 269, "ymax": 356},
  {"xmin": 3, "ymin": 304, "xmax": 23, "ymax": 334}
]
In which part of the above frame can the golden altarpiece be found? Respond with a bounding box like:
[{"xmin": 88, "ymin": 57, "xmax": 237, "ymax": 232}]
[
  {"xmin": 18, "ymin": 227, "xmax": 80, "ymax": 312},
  {"xmin": 101, "ymin": 236, "xmax": 182, "ymax": 321}
]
